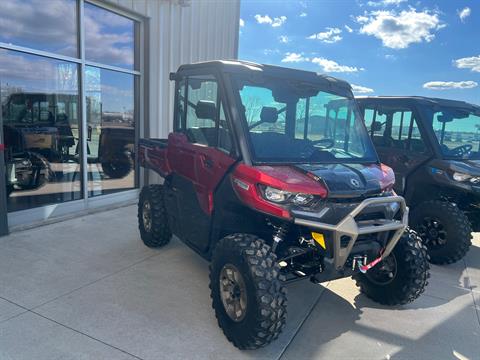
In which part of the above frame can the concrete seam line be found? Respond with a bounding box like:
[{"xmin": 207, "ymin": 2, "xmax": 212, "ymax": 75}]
[
  {"xmin": 29, "ymin": 310, "xmax": 144, "ymax": 360},
  {"xmin": 0, "ymin": 309, "xmax": 30, "ymax": 326},
  {"xmin": 0, "ymin": 295, "xmax": 31, "ymax": 325},
  {"xmin": 9, "ymin": 201, "xmax": 137, "ymax": 234},
  {"xmin": 463, "ymin": 258, "xmax": 480, "ymax": 327},
  {"xmin": 0, "ymin": 295, "xmax": 30, "ymax": 311},
  {"xmin": 276, "ymin": 282, "xmax": 330, "ymax": 360}
]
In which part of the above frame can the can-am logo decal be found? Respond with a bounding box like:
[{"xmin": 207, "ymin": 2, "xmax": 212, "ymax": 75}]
[{"xmin": 350, "ymin": 178, "xmax": 360, "ymax": 188}]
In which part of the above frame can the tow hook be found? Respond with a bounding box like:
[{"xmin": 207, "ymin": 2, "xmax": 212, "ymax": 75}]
[{"xmin": 353, "ymin": 252, "xmax": 384, "ymax": 273}]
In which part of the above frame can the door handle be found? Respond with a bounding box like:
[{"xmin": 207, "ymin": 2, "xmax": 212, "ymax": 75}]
[{"xmin": 200, "ymin": 155, "xmax": 214, "ymax": 168}]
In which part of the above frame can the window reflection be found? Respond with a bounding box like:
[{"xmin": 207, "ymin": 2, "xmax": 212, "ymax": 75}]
[
  {"xmin": 85, "ymin": 66, "xmax": 135, "ymax": 197},
  {"xmin": 0, "ymin": 0, "xmax": 78, "ymax": 57},
  {"xmin": 84, "ymin": 3, "xmax": 135, "ymax": 69},
  {"xmin": 0, "ymin": 50, "xmax": 81, "ymax": 211}
]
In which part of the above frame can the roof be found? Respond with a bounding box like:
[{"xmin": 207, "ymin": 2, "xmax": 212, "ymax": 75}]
[
  {"xmin": 356, "ymin": 96, "xmax": 480, "ymax": 112},
  {"xmin": 175, "ymin": 60, "xmax": 353, "ymax": 97}
]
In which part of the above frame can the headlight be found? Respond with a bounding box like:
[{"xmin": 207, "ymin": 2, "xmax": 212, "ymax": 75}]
[
  {"xmin": 261, "ymin": 185, "xmax": 314, "ymax": 205},
  {"xmin": 453, "ymin": 172, "xmax": 472, "ymax": 182},
  {"xmin": 263, "ymin": 186, "xmax": 291, "ymax": 203},
  {"xmin": 452, "ymin": 172, "xmax": 480, "ymax": 183}
]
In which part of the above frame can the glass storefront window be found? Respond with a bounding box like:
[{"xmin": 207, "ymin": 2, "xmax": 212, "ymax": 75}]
[
  {"xmin": 0, "ymin": 49, "xmax": 81, "ymax": 212},
  {"xmin": 0, "ymin": 1, "xmax": 140, "ymax": 222},
  {"xmin": 84, "ymin": 2, "xmax": 135, "ymax": 70},
  {"xmin": 85, "ymin": 66, "xmax": 135, "ymax": 197},
  {"xmin": 0, "ymin": 0, "xmax": 78, "ymax": 58}
]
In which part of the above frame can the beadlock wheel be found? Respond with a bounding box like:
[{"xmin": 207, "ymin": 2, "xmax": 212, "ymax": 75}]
[
  {"xmin": 209, "ymin": 234, "xmax": 287, "ymax": 349},
  {"xmin": 417, "ymin": 217, "xmax": 448, "ymax": 249},
  {"xmin": 365, "ymin": 253, "xmax": 397, "ymax": 286},
  {"xmin": 219, "ymin": 264, "xmax": 247, "ymax": 322},
  {"xmin": 410, "ymin": 200, "xmax": 472, "ymax": 264}
]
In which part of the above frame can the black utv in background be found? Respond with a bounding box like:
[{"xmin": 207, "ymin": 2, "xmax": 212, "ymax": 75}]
[{"xmin": 357, "ymin": 96, "xmax": 480, "ymax": 264}]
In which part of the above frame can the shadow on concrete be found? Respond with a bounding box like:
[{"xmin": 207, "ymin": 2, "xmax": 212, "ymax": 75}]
[{"xmin": 281, "ymin": 283, "xmax": 480, "ymax": 360}]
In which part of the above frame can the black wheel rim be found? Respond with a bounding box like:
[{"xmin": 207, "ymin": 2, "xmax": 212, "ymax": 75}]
[
  {"xmin": 142, "ymin": 200, "xmax": 152, "ymax": 232},
  {"xmin": 365, "ymin": 253, "xmax": 397, "ymax": 285},
  {"xmin": 219, "ymin": 264, "xmax": 247, "ymax": 322},
  {"xmin": 417, "ymin": 217, "xmax": 447, "ymax": 249}
]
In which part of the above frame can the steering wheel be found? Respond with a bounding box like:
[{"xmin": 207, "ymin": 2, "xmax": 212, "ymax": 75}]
[
  {"xmin": 451, "ymin": 144, "xmax": 472, "ymax": 157},
  {"xmin": 311, "ymin": 138, "xmax": 335, "ymax": 149}
]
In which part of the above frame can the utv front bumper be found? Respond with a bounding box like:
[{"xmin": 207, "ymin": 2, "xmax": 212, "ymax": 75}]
[{"xmin": 292, "ymin": 196, "xmax": 408, "ymax": 270}]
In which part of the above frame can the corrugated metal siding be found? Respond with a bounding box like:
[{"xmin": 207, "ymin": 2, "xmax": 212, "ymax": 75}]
[{"xmin": 102, "ymin": 0, "xmax": 240, "ymax": 139}]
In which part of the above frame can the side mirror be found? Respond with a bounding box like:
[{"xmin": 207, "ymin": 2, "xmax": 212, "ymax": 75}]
[
  {"xmin": 260, "ymin": 106, "xmax": 278, "ymax": 123},
  {"xmin": 372, "ymin": 121, "xmax": 383, "ymax": 132},
  {"xmin": 195, "ymin": 100, "xmax": 217, "ymax": 120}
]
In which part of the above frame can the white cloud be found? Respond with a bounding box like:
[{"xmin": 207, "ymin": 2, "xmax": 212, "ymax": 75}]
[
  {"xmin": 0, "ymin": 0, "xmax": 134, "ymax": 66},
  {"xmin": 351, "ymin": 84, "xmax": 374, "ymax": 94},
  {"xmin": 254, "ymin": 14, "xmax": 287, "ymax": 27},
  {"xmin": 423, "ymin": 81, "xmax": 478, "ymax": 90},
  {"xmin": 0, "ymin": 49, "xmax": 78, "ymax": 92},
  {"xmin": 263, "ymin": 48, "xmax": 280, "ymax": 55},
  {"xmin": 272, "ymin": 16, "xmax": 287, "ymax": 27},
  {"xmin": 385, "ymin": 54, "xmax": 397, "ymax": 60},
  {"xmin": 367, "ymin": 0, "xmax": 406, "ymax": 7},
  {"xmin": 239, "ymin": 18, "xmax": 245, "ymax": 27},
  {"xmin": 311, "ymin": 57, "xmax": 360, "ymax": 73},
  {"xmin": 345, "ymin": 25, "xmax": 354, "ymax": 33},
  {"xmin": 300, "ymin": 12, "xmax": 307, "ymax": 17},
  {"xmin": 281, "ymin": 52, "xmax": 308, "ymax": 63},
  {"xmin": 454, "ymin": 55, "xmax": 480, "ymax": 72},
  {"xmin": 83, "ymin": 6, "xmax": 134, "ymax": 66},
  {"xmin": 307, "ymin": 27, "xmax": 343, "ymax": 43},
  {"xmin": 254, "ymin": 14, "xmax": 272, "ymax": 24},
  {"xmin": 458, "ymin": 7, "xmax": 471, "ymax": 22},
  {"xmin": 357, "ymin": 9, "xmax": 444, "ymax": 49},
  {"xmin": 278, "ymin": 35, "xmax": 289, "ymax": 43},
  {"xmin": 0, "ymin": 0, "xmax": 77, "ymax": 56}
]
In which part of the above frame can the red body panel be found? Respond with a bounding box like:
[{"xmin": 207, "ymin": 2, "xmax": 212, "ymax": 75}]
[
  {"xmin": 140, "ymin": 133, "xmax": 237, "ymax": 214},
  {"xmin": 369, "ymin": 163, "xmax": 395, "ymax": 191},
  {"xmin": 139, "ymin": 141, "xmax": 171, "ymax": 177},
  {"xmin": 231, "ymin": 164, "xmax": 328, "ymax": 219}
]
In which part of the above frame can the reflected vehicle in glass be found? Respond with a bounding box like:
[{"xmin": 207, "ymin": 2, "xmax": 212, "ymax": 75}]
[
  {"xmin": 2, "ymin": 92, "xmax": 134, "ymax": 198},
  {"xmin": 358, "ymin": 96, "xmax": 480, "ymax": 265},
  {"xmin": 2, "ymin": 92, "xmax": 78, "ymax": 195},
  {"xmin": 85, "ymin": 66, "xmax": 135, "ymax": 197},
  {"xmin": 97, "ymin": 112, "xmax": 135, "ymax": 179}
]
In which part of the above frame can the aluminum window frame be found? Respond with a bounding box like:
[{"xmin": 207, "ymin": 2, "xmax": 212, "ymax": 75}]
[{"xmin": 0, "ymin": 0, "xmax": 146, "ymax": 228}]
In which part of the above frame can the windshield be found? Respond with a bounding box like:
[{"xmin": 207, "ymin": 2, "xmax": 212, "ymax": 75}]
[
  {"xmin": 423, "ymin": 105, "xmax": 480, "ymax": 160},
  {"xmin": 234, "ymin": 75, "xmax": 377, "ymax": 164}
]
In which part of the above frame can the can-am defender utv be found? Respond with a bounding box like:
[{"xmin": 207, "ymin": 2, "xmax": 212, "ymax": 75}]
[
  {"xmin": 357, "ymin": 96, "xmax": 479, "ymax": 264},
  {"xmin": 138, "ymin": 61, "xmax": 429, "ymax": 349}
]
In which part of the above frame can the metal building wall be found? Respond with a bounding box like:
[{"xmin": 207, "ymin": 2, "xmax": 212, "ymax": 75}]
[{"xmin": 104, "ymin": 0, "xmax": 241, "ymax": 140}]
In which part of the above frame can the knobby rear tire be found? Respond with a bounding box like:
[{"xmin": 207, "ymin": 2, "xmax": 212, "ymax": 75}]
[{"xmin": 138, "ymin": 185, "xmax": 171, "ymax": 248}]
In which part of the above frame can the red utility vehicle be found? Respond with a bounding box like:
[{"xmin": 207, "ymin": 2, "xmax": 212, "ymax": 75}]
[{"xmin": 137, "ymin": 61, "xmax": 429, "ymax": 349}]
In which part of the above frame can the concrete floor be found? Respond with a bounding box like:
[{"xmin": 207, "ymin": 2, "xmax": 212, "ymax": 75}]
[{"xmin": 0, "ymin": 205, "xmax": 478, "ymax": 360}]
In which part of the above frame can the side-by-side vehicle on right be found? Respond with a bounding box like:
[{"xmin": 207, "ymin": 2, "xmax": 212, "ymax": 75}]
[{"xmin": 358, "ymin": 96, "xmax": 479, "ymax": 264}]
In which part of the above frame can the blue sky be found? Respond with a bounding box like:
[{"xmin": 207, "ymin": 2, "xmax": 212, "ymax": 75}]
[{"xmin": 239, "ymin": 0, "xmax": 480, "ymax": 105}]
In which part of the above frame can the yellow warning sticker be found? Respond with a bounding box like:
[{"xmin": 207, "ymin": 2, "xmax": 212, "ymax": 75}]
[{"xmin": 311, "ymin": 232, "xmax": 326, "ymax": 249}]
